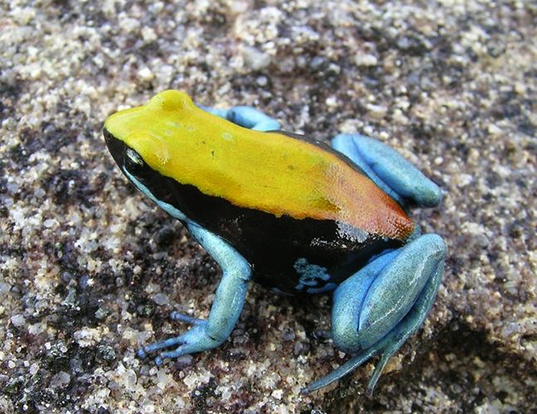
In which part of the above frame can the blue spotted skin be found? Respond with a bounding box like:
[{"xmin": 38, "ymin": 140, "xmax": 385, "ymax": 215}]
[{"xmin": 128, "ymin": 104, "xmax": 446, "ymax": 394}]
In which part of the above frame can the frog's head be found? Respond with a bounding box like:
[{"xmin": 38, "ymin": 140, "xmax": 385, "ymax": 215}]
[
  {"xmin": 103, "ymin": 90, "xmax": 204, "ymax": 199},
  {"xmin": 104, "ymin": 90, "xmax": 194, "ymax": 170}
]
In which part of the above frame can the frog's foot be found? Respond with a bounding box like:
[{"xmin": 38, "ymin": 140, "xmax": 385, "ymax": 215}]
[
  {"xmin": 137, "ymin": 314, "xmax": 222, "ymax": 364},
  {"xmin": 202, "ymin": 105, "xmax": 280, "ymax": 132},
  {"xmin": 302, "ymin": 234, "xmax": 446, "ymax": 395},
  {"xmin": 332, "ymin": 134, "xmax": 442, "ymax": 208}
]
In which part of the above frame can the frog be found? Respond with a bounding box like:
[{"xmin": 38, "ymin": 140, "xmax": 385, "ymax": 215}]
[{"xmin": 103, "ymin": 90, "xmax": 447, "ymax": 394}]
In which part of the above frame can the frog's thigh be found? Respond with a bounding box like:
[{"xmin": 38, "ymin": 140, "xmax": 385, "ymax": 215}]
[
  {"xmin": 303, "ymin": 235, "xmax": 445, "ymax": 394},
  {"xmin": 331, "ymin": 134, "xmax": 441, "ymax": 207},
  {"xmin": 202, "ymin": 105, "xmax": 280, "ymax": 131},
  {"xmin": 332, "ymin": 234, "xmax": 446, "ymax": 354}
]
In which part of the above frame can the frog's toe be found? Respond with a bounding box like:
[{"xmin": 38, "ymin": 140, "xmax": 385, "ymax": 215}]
[
  {"xmin": 137, "ymin": 318, "xmax": 225, "ymax": 364},
  {"xmin": 300, "ymin": 346, "xmax": 377, "ymax": 395},
  {"xmin": 136, "ymin": 334, "xmax": 187, "ymax": 360},
  {"xmin": 169, "ymin": 311, "xmax": 204, "ymax": 325}
]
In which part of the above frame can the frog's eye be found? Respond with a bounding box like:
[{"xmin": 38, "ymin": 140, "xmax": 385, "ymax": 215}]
[{"xmin": 125, "ymin": 148, "xmax": 145, "ymax": 174}]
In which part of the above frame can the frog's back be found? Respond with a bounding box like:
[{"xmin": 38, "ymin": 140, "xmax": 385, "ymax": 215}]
[{"xmin": 104, "ymin": 90, "xmax": 415, "ymax": 294}]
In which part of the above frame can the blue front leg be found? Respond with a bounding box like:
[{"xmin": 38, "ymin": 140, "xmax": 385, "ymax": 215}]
[
  {"xmin": 202, "ymin": 105, "xmax": 281, "ymax": 131},
  {"xmin": 138, "ymin": 224, "xmax": 252, "ymax": 362}
]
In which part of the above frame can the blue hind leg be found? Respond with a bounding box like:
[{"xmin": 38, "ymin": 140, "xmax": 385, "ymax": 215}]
[
  {"xmin": 332, "ymin": 134, "xmax": 442, "ymax": 207},
  {"xmin": 302, "ymin": 234, "xmax": 446, "ymax": 394},
  {"xmin": 301, "ymin": 134, "xmax": 447, "ymax": 394}
]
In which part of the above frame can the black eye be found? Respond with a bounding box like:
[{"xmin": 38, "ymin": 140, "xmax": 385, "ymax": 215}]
[{"xmin": 125, "ymin": 148, "xmax": 144, "ymax": 175}]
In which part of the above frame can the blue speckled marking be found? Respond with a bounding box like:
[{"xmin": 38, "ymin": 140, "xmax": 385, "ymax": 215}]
[{"xmin": 294, "ymin": 258, "xmax": 337, "ymax": 293}]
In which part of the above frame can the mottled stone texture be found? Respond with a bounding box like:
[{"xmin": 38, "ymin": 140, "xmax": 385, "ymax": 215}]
[{"xmin": 1, "ymin": 1, "xmax": 535, "ymax": 412}]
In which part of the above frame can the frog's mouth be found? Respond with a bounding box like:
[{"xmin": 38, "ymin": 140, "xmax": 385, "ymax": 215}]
[
  {"xmin": 103, "ymin": 128, "xmax": 127, "ymax": 168},
  {"xmin": 103, "ymin": 127, "xmax": 156, "ymax": 193},
  {"xmin": 103, "ymin": 126, "xmax": 184, "ymax": 215}
]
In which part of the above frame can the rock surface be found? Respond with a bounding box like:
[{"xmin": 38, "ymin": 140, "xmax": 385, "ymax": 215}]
[{"xmin": 1, "ymin": 1, "xmax": 535, "ymax": 412}]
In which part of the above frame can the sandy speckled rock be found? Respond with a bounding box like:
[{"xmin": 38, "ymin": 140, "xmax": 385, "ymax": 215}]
[{"xmin": 1, "ymin": 0, "xmax": 535, "ymax": 412}]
